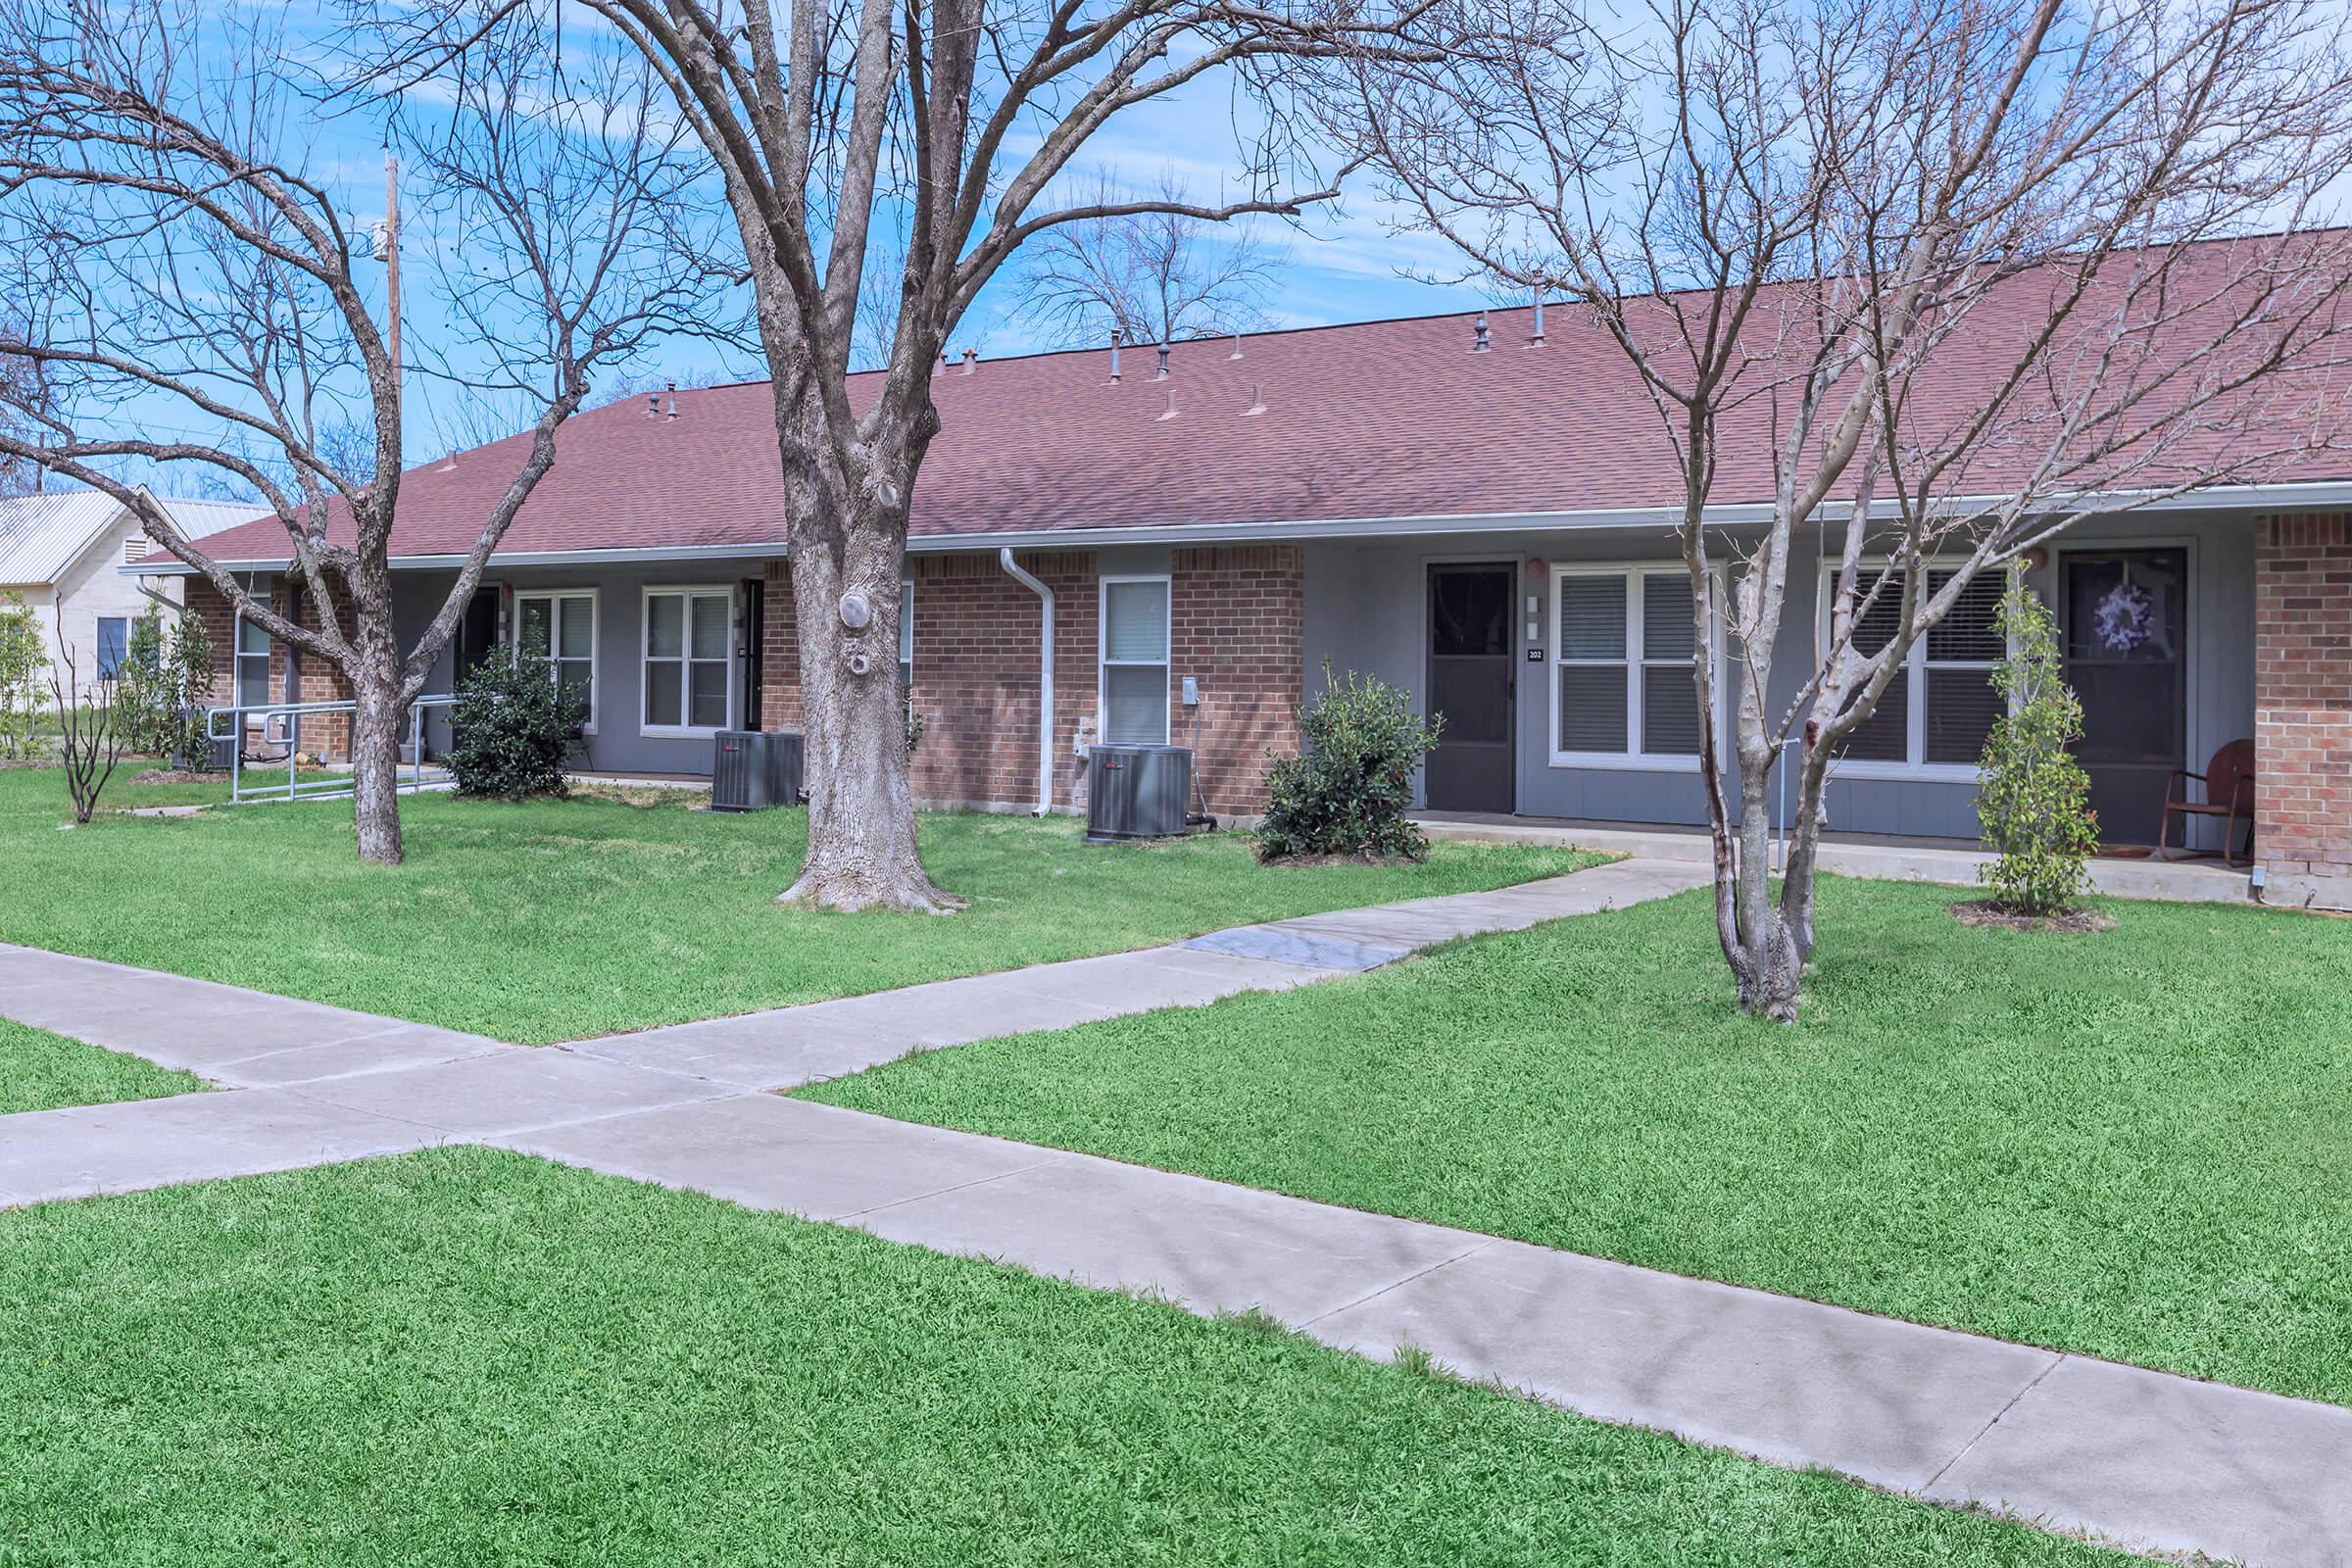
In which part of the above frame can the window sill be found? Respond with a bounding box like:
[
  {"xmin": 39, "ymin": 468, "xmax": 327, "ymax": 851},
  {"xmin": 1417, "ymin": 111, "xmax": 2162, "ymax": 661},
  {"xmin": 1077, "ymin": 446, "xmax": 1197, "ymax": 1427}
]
[
  {"xmin": 1824, "ymin": 761, "xmax": 1982, "ymax": 785},
  {"xmin": 1547, "ymin": 752, "xmax": 1706, "ymax": 773},
  {"xmin": 641, "ymin": 723, "xmax": 724, "ymax": 740}
]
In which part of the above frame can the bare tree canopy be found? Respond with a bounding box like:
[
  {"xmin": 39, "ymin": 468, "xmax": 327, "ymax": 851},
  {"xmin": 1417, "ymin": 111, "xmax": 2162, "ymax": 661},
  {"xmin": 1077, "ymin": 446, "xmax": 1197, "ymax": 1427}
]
[
  {"xmin": 368, "ymin": 0, "xmax": 1434, "ymax": 911},
  {"xmin": 1010, "ymin": 170, "xmax": 1287, "ymax": 349},
  {"xmin": 0, "ymin": 0, "xmax": 737, "ymax": 862},
  {"xmin": 1336, "ymin": 0, "xmax": 2352, "ymax": 1016}
]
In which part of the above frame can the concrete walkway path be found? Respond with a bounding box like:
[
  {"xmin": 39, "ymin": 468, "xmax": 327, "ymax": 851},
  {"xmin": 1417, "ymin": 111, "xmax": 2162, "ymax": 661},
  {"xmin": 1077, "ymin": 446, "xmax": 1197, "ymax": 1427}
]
[
  {"xmin": 2, "ymin": 858, "xmax": 2346, "ymax": 1567},
  {"xmin": 568, "ymin": 858, "xmax": 1711, "ymax": 1089}
]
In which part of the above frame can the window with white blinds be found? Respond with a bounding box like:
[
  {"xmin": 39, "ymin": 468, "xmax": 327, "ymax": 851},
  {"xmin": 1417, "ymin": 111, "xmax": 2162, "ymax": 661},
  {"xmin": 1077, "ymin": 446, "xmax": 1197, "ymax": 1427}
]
[
  {"xmin": 234, "ymin": 612, "xmax": 271, "ymax": 709},
  {"xmin": 1100, "ymin": 575, "xmax": 1171, "ymax": 744},
  {"xmin": 643, "ymin": 587, "xmax": 733, "ymax": 734},
  {"xmin": 514, "ymin": 589, "xmax": 598, "ymax": 730},
  {"xmin": 1826, "ymin": 567, "xmax": 2007, "ymax": 770},
  {"xmin": 1551, "ymin": 566, "xmax": 1712, "ymax": 763}
]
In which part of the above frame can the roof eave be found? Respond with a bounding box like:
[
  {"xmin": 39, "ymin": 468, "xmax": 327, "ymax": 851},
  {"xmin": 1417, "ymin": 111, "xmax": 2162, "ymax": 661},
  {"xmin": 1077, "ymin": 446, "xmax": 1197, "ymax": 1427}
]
[{"xmin": 127, "ymin": 476, "xmax": 2352, "ymax": 576}]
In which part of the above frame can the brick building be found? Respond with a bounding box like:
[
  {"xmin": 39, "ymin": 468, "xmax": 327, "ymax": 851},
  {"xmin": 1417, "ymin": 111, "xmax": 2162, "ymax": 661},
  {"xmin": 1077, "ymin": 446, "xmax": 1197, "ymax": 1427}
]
[{"xmin": 160, "ymin": 273, "xmax": 2352, "ymax": 904}]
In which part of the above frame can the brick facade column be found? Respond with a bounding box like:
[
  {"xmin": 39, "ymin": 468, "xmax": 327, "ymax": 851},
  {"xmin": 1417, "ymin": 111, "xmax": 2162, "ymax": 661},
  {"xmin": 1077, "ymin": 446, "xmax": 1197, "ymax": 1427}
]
[
  {"xmin": 1170, "ymin": 545, "xmax": 1305, "ymax": 816},
  {"xmin": 759, "ymin": 561, "xmax": 802, "ymax": 730},
  {"xmin": 181, "ymin": 574, "xmax": 353, "ymax": 760},
  {"xmin": 905, "ymin": 550, "xmax": 1097, "ymax": 811},
  {"xmin": 2254, "ymin": 514, "xmax": 2352, "ymax": 908}
]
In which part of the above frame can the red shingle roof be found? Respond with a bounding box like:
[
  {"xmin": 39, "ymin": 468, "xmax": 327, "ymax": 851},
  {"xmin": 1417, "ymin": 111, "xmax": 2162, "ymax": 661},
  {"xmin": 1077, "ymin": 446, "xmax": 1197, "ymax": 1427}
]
[{"xmin": 182, "ymin": 239, "xmax": 2352, "ymax": 568}]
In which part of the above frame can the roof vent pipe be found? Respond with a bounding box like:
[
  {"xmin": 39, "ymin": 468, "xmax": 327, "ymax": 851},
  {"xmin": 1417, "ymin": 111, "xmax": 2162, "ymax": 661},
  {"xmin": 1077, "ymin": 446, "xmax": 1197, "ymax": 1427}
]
[
  {"xmin": 998, "ymin": 549, "xmax": 1055, "ymax": 817},
  {"xmin": 1108, "ymin": 326, "xmax": 1123, "ymax": 383},
  {"xmin": 1154, "ymin": 342, "xmax": 1170, "ymax": 379},
  {"xmin": 1530, "ymin": 297, "xmax": 1545, "ymax": 345},
  {"xmin": 646, "ymin": 392, "xmax": 660, "ymax": 418},
  {"xmin": 1157, "ymin": 388, "xmax": 1178, "ymax": 420},
  {"xmin": 665, "ymin": 380, "xmax": 678, "ymax": 418},
  {"xmin": 1473, "ymin": 311, "xmax": 1491, "ymax": 352},
  {"xmin": 1245, "ymin": 382, "xmax": 1265, "ymax": 416},
  {"xmin": 960, "ymin": 347, "xmax": 977, "ymax": 373},
  {"xmin": 1228, "ymin": 333, "xmax": 1244, "ymax": 361}
]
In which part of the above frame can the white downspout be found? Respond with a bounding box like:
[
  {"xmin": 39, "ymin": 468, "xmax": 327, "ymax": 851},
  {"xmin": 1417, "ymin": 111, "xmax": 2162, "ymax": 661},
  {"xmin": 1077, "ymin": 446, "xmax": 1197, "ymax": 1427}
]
[{"xmin": 1000, "ymin": 549, "xmax": 1055, "ymax": 816}]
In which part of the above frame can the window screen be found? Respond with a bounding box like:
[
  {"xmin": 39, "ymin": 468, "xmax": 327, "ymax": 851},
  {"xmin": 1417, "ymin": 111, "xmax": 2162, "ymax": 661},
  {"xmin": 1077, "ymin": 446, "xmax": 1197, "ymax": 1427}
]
[
  {"xmin": 515, "ymin": 591, "xmax": 597, "ymax": 724},
  {"xmin": 644, "ymin": 589, "xmax": 731, "ymax": 731},
  {"xmin": 1640, "ymin": 573, "xmax": 1701, "ymax": 755},
  {"xmin": 1101, "ymin": 578, "xmax": 1170, "ymax": 744}
]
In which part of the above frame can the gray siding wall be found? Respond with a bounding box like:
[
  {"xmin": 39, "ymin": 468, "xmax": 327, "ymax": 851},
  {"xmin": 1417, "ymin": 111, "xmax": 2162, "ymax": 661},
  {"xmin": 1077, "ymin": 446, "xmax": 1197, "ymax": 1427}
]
[
  {"xmin": 396, "ymin": 562, "xmax": 763, "ymax": 776},
  {"xmin": 1304, "ymin": 510, "xmax": 2255, "ymax": 839}
]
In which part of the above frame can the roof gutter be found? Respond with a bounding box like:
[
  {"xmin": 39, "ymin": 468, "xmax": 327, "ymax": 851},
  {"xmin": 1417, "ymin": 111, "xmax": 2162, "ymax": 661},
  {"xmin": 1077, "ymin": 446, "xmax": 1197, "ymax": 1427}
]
[
  {"xmin": 998, "ymin": 549, "xmax": 1055, "ymax": 817},
  {"xmin": 122, "ymin": 477, "xmax": 2352, "ymax": 577}
]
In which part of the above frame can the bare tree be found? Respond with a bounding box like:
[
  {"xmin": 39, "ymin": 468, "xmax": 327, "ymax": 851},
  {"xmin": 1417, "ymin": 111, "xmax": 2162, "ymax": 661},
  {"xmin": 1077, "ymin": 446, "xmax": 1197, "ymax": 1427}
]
[
  {"xmin": 372, "ymin": 0, "xmax": 1427, "ymax": 912},
  {"xmin": 49, "ymin": 638, "xmax": 125, "ymax": 824},
  {"xmin": 1010, "ymin": 170, "xmax": 1286, "ymax": 349},
  {"xmin": 0, "ymin": 0, "xmax": 732, "ymax": 863},
  {"xmin": 1341, "ymin": 0, "xmax": 2352, "ymax": 1017}
]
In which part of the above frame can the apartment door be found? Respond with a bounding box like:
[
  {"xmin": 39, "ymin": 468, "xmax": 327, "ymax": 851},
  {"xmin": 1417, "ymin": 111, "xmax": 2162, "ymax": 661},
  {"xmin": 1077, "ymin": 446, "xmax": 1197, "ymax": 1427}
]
[
  {"xmin": 1424, "ymin": 564, "xmax": 1516, "ymax": 813},
  {"xmin": 2060, "ymin": 549, "xmax": 2187, "ymax": 847}
]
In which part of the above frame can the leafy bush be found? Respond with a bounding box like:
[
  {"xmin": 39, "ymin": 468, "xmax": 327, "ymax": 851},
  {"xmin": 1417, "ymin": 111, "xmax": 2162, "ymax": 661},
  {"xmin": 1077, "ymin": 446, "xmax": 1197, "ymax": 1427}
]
[
  {"xmin": 1257, "ymin": 663, "xmax": 1443, "ymax": 862},
  {"xmin": 115, "ymin": 607, "xmax": 220, "ymax": 763},
  {"xmin": 447, "ymin": 657, "xmax": 587, "ymax": 800},
  {"xmin": 0, "ymin": 590, "xmax": 44, "ymax": 760},
  {"xmin": 1975, "ymin": 574, "xmax": 2099, "ymax": 915}
]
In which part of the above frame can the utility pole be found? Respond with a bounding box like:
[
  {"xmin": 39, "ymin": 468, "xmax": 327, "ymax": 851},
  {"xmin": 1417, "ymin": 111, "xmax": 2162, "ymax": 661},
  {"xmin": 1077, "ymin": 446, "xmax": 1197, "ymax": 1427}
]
[{"xmin": 382, "ymin": 151, "xmax": 402, "ymax": 402}]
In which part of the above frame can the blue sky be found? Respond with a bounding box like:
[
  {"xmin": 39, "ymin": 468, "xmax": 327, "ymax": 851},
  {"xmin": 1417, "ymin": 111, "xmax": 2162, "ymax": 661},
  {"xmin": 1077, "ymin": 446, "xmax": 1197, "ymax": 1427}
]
[{"xmin": 75, "ymin": 11, "xmax": 1481, "ymax": 499}]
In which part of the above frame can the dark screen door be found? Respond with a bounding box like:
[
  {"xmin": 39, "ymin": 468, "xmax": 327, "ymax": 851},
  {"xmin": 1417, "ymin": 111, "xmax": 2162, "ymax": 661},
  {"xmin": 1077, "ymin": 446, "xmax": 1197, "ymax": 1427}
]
[
  {"xmin": 1424, "ymin": 564, "xmax": 1516, "ymax": 812},
  {"xmin": 2061, "ymin": 549, "xmax": 2186, "ymax": 848}
]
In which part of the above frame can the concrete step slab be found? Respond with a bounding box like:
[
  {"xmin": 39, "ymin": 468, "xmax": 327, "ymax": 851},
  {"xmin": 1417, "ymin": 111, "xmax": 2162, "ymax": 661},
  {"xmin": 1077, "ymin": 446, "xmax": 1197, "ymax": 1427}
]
[
  {"xmin": 1920, "ymin": 1352, "xmax": 2352, "ymax": 1568},
  {"xmin": 287, "ymin": 1050, "xmax": 728, "ymax": 1140},
  {"xmin": 849, "ymin": 1150, "xmax": 1491, "ymax": 1324},
  {"xmin": 497, "ymin": 1096, "xmax": 1070, "ymax": 1221},
  {"xmin": 0, "ymin": 1089, "xmax": 442, "ymax": 1208},
  {"xmin": 1305, "ymin": 1234, "xmax": 2057, "ymax": 1496}
]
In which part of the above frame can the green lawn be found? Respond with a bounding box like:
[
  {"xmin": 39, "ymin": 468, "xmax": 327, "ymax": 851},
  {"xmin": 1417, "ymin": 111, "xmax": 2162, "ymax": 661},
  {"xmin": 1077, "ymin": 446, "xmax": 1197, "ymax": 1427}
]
[
  {"xmin": 0, "ymin": 768, "xmax": 1584, "ymax": 1044},
  {"xmin": 0, "ymin": 1017, "xmax": 205, "ymax": 1114},
  {"xmin": 808, "ymin": 878, "xmax": 2352, "ymax": 1408},
  {"xmin": 0, "ymin": 1148, "xmax": 2117, "ymax": 1566}
]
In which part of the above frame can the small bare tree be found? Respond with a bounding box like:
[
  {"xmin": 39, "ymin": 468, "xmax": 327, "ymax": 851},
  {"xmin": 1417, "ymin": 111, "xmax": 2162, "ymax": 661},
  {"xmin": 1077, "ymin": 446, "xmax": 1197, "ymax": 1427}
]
[
  {"xmin": 49, "ymin": 639, "xmax": 125, "ymax": 824},
  {"xmin": 1010, "ymin": 170, "xmax": 1286, "ymax": 349},
  {"xmin": 0, "ymin": 0, "xmax": 733, "ymax": 864},
  {"xmin": 1341, "ymin": 0, "xmax": 2352, "ymax": 1017},
  {"xmin": 374, "ymin": 0, "xmax": 1427, "ymax": 911}
]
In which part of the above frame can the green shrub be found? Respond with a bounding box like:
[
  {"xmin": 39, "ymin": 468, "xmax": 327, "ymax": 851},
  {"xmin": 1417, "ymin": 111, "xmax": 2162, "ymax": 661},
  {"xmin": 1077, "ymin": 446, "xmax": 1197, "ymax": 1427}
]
[
  {"xmin": 447, "ymin": 657, "xmax": 587, "ymax": 800},
  {"xmin": 1975, "ymin": 574, "xmax": 2099, "ymax": 914},
  {"xmin": 115, "ymin": 607, "xmax": 172, "ymax": 755},
  {"xmin": 1257, "ymin": 663, "xmax": 1443, "ymax": 862},
  {"xmin": 165, "ymin": 607, "xmax": 217, "ymax": 767},
  {"xmin": 115, "ymin": 606, "xmax": 220, "ymax": 764},
  {"xmin": 0, "ymin": 590, "xmax": 43, "ymax": 760}
]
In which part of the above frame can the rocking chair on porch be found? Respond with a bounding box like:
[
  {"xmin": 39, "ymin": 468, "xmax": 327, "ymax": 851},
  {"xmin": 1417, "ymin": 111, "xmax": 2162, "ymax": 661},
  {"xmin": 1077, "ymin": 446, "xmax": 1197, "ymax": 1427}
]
[{"xmin": 2157, "ymin": 738, "xmax": 2255, "ymax": 867}]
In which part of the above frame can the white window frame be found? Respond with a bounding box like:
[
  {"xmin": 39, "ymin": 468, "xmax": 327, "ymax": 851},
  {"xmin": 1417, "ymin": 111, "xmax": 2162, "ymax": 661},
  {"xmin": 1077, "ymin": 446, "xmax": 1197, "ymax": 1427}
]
[
  {"xmin": 639, "ymin": 584, "xmax": 737, "ymax": 739},
  {"xmin": 1548, "ymin": 562, "xmax": 1725, "ymax": 771},
  {"xmin": 512, "ymin": 587, "xmax": 600, "ymax": 735},
  {"xmin": 232, "ymin": 609, "xmax": 272, "ymax": 710},
  {"xmin": 94, "ymin": 615, "xmax": 130, "ymax": 680},
  {"xmin": 1814, "ymin": 561, "xmax": 2003, "ymax": 782},
  {"xmin": 1098, "ymin": 572, "xmax": 1173, "ymax": 746},
  {"xmin": 899, "ymin": 574, "xmax": 915, "ymax": 698}
]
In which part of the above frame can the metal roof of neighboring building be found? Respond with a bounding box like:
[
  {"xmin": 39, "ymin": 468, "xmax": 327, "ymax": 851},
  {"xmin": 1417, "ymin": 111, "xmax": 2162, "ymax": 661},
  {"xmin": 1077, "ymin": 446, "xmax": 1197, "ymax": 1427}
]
[{"xmin": 0, "ymin": 491, "xmax": 262, "ymax": 587}]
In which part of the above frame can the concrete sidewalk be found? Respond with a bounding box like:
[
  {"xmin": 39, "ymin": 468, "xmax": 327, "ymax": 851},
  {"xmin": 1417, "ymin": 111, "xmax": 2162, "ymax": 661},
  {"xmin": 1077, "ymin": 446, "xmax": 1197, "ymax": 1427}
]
[
  {"xmin": 2, "ymin": 858, "xmax": 2345, "ymax": 1566},
  {"xmin": 498, "ymin": 1094, "xmax": 2352, "ymax": 1568},
  {"xmin": 568, "ymin": 858, "xmax": 1712, "ymax": 1089}
]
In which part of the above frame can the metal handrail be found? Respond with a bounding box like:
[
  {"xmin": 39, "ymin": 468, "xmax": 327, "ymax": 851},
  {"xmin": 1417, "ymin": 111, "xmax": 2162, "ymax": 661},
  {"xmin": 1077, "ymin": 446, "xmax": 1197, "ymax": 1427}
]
[{"xmin": 205, "ymin": 695, "xmax": 458, "ymax": 805}]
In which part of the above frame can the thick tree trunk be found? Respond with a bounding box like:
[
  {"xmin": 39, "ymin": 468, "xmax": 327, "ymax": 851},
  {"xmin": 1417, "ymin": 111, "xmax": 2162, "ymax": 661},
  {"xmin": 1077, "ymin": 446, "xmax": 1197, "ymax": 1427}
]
[
  {"xmin": 349, "ymin": 682, "xmax": 406, "ymax": 865},
  {"xmin": 344, "ymin": 575, "xmax": 407, "ymax": 867},
  {"xmin": 778, "ymin": 517, "xmax": 962, "ymax": 912}
]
